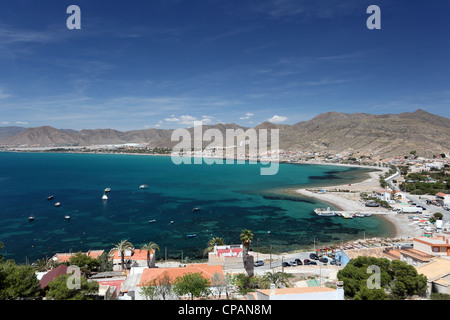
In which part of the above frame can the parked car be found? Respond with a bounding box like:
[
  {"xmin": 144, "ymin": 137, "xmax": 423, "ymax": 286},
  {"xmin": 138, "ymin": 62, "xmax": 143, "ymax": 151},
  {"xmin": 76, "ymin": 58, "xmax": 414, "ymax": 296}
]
[
  {"xmin": 289, "ymin": 261, "xmax": 297, "ymax": 266},
  {"xmin": 330, "ymin": 260, "xmax": 341, "ymax": 266},
  {"xmin": 303, "ymin": 259, "xmax": 317, "ymax": 265},
  {"xmin": 309, "ymin": 253, "xmax": 319, "ymax": 260},
  {"xmin": 254, "ymin": 260, "xmax": 264, "ymax": 267},
  {"xmin": 282, "ymin": 262, "xmax": 291, "ymax": 267},
  {"xmin": 319, "ymin": 257, "xmax": 329, "ymax": 263},
  {"xmin": 294, "ymin": 258, "xmax": 303, "ymax": 266}
]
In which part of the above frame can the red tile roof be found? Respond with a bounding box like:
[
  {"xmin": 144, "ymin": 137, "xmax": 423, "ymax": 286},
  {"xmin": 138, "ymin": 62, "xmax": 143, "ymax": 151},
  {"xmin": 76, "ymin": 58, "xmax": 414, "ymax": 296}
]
[{"xmin": 38, "ymin": 265, "xmax": 69, "ymax": 289}]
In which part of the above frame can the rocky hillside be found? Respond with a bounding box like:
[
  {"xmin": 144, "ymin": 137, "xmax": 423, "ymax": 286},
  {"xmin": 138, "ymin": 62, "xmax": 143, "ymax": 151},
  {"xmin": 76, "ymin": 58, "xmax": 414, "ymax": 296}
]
[{"xmin": 0, "ymin": 109, "xmax": 448, "ymax": 157}]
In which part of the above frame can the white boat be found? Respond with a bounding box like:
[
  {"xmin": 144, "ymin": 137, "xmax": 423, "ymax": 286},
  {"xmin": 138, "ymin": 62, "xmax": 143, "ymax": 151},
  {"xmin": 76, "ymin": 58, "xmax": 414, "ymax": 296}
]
[
  {"xmin": 28, "ymin": 215, "xmax": 35, "ymax": 221},
  {"xmin": 64, "ymin": 215, "xmax": 71, "ymax": 220},
  {"xmin": 55, "ymin": 202, "xmax": 61, "ymax": 207},
  {"xmin": 192, "ymin": 206, "xmax": 201, "ymax": 212},
  {"xmin": 102, "ymin": 194, "xmax": 108, "ymax": 200},
  {"xmin": 170, "ymin": 221, "xmax": 174, "ymax": 224},
  {"xmin": 139, "ymin": 184, "xmax": 149, "ymax": 189},
  {"xmin": 149, "ymin": 219, "xmax": 156, "ymax": 223},
  {"xmin": 104, "ymin": 188, "xmax": 111, "ymax": 193},
  {"xmin": 314, "ymin": 207, "xmax": 336, "ymax": 216}
]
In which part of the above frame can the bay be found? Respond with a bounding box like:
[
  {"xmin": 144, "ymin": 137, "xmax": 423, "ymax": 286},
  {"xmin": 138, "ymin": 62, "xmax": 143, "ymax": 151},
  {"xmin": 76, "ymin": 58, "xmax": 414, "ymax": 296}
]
[{"xmin": 0, "ymin": 152, "xmax": 393, "ymax": 263}]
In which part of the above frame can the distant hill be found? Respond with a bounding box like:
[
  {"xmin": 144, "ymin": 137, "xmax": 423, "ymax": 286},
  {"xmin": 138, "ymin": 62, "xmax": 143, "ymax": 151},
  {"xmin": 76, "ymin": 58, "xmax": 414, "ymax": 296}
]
[{"xmin": 0, "ymin": 109, "xmax": 448, "ymax": 157}]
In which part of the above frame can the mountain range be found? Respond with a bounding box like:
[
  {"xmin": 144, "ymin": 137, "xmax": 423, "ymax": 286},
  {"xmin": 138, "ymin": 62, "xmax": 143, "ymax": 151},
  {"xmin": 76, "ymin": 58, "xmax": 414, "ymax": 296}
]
[{"xmin": 1, "ymin": 109, "xmax": 449, "ymax": 158}]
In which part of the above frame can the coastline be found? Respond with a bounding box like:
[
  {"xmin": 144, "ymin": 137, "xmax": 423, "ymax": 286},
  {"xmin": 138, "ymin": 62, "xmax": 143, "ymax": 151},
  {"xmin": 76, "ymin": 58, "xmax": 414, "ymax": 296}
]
[{"xmin": 291, "ymin": 168, "xmax": 423, "ymax": 241}]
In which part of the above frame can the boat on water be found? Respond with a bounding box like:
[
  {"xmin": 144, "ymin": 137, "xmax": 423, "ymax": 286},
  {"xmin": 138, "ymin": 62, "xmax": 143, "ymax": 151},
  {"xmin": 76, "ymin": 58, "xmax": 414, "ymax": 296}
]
[
  {"xmin": 104, "ymin": 188, "xmax": 111, "ymax": 193},
  {"xmin": 28, "ymin": 215, "xmax": 35, "ymax": 221},
  {"xmin": 54, "ymin": 202, "xmax": 61, "ymax": 207},
  {"xmin": 139, "ymin": 184, "xmax": 149, "ymax": 189},
  {"xmin": 148, "ymin": 219, "xmax": 156, "ymax": 223},
  {"xmin": 64, "ymin": 215, "xmax": 71, "ymax": 220},
  {"xmin": 192, "ymin": 206, "xmax": 201, "ymax": 212},
  {"xmin": 314, "ymin": 207, "xmax": 336, "ymax": 216},
  {"xmin": 47, "ymin": 195, "xmax": 54, "ymax": 200},
  {"xmin": 187, "ymin": 234, "xmax": 196, "ymax": 238},
  {"xmin": 353, "ymin": 213, "xmax": 365, "ymax": 218},
  {"xmin": 170, "ymin": 221, "xmax": 174, "ymax": 224},
  {"xmin": 102, "ymin": 194, "xmax": 108, "ymax": 200}
]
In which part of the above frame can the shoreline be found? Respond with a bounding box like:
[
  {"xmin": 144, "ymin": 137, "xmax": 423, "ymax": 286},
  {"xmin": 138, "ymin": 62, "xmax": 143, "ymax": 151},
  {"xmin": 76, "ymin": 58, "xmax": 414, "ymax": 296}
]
[
  {"xmin": 292, "ymin": 169, "xmax": 423, "ymax": 241},
  {"xmin": 1, "ymin": 149, "xmax": 422, "ymax": 260}
]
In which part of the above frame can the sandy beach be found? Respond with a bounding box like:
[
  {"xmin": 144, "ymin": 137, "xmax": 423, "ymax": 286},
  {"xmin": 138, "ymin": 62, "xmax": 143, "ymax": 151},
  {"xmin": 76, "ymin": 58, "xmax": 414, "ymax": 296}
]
[{"xmin": 293, "ymin": 167, "xmax": 424, "ymax": 240}]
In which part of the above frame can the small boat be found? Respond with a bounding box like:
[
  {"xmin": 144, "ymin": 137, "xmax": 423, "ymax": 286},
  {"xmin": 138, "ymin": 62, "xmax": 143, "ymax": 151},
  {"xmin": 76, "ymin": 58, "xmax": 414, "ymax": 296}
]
[
  {"xmin": 192, "ymin": 206, "xmax": 201, "ymax": 212},
  {"xmin": 47, "ymin": 195, "xmax": 54, "ymax": 200},
  {"xmin": 104, "ymin": 188, "xmax": 111, "ymax": 193},
  {"xmin": 102, "ymin": 194, "xmax": 108, "ymax": 200},
  {"xmin": 148, "ymin": 219, "xmax": 156, "ymax": 223},
  {"xmin": 170, "ymin": 221, "xmax": 174, "ymax": 224},
  {"xmin": 187, "ymin": 234, "xmax": 196, "ymax": 238},
  {"xmin": 54, "ymin": 202, "xmax": 61, "ymax": 207},
  {"xmin": 64, "ymin": 215, "xmax": 71, "ymax": 220},
  {"xmin": 139, "ymin": 184, "xmax": 149, "ymax": 189},
  {"xmin": 314, "ymin": 208, "xmax": 336, "ymax": 216},
  {"xmin": 28, "ymin": 215, "xmax": 35, "ymax": 221}
]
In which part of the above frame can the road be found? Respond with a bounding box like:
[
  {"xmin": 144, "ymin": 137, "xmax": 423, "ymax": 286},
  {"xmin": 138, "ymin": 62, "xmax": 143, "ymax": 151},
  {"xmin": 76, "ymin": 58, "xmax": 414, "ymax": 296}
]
[
  {"xmin": 254, "ymin": 251, "xmax": 334, "ymax": 273},
  {"xmin": 405, "ymin": 194, "xmax": 449, "ymax": 223}
]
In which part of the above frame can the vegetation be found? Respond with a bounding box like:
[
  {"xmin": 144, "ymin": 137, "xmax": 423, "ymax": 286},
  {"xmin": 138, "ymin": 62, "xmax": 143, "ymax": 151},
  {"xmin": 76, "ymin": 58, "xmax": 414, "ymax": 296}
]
[
  {"xmin": 399, "ymin": 171, "xmax": 450, "ymax": 195},
  {"xmin": 240, "ymin": 229, "xmax": 254, "ymax": 277},
  {"xmin": 337, "ymin": 256, "xmax": 427, "ymax": 300},
  {"xmin": 112, "ymin": 239, "xmax": 133, "ymax": 270},
  {"xmin": 67, "ymin": 252, "xmax": 100, "ymax": 276},
  {"xmin": 173, "ymin": 272, "xmax": 211, "ymax": 300},
  {"xmin": 140, "ymin": 272, "xmax": 174, "ymax": 300},
  {"xmin": 140, "ymin": 241, "xmax": 160, "ymax": 268},
  {"xmin": 45, "ymin": 273, "xmax": 99, "ymax": 300},
  {"xmin": 203, "ymin": 237, "xmax": 226, "ymax": 256},
  {"xmin": 0, "ymin": 259, "xmax": 41, "ymax": 299}
]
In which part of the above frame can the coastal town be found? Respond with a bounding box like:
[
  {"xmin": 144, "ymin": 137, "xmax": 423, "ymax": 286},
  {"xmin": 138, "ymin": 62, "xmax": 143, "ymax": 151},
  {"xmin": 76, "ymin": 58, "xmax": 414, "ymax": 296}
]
[{"xmin": 1, "ymin": 147, "xmax": 449, "ymax": 301}]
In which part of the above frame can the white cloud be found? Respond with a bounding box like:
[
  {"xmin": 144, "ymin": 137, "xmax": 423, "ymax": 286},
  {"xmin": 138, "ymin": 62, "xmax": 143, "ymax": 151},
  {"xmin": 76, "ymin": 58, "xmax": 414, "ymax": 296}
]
[
  {"xmin": 239, "ymin": 112, "xmax": 255, "ymax": 120},
  {"xmin": 1, "ymin": 121, "xmax": 10, "ymax": 125},
  {"xmin": 16, "ymin": 121, "xmax": 28, "ymax": 125},
  {"xmin": 268, "ymin": 115, "xmax": 287, "ymax": 123},
  {"xmin": 164, "ymin": 115, "xmax": 214, "ymax": 127}
]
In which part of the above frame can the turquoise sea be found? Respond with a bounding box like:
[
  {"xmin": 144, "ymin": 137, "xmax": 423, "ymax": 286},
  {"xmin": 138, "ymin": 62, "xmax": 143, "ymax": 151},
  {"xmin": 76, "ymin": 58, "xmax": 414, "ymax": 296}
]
[{"xmin": 0, "ymin": 152, "xmax": 394, "ymax": 263}]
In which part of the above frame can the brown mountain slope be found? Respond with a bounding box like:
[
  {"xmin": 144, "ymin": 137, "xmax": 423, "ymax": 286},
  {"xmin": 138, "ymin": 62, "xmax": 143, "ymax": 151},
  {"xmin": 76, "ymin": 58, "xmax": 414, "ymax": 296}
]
[{"xmin": 0, "ymin": 109, "xmax": 448, "ymax": 157}]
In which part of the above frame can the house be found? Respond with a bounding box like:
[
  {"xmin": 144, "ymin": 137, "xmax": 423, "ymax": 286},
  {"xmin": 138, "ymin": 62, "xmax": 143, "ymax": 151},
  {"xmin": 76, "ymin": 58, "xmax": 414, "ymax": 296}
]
[
  {"xmin": 50, "ymin": 249, "xmax": 105, "ymax": 263},
  {"xmin": 442, "ymin": 221, "xmax": 450, "ymax": 234},
  {"xmin": 416, "ymin": 258, "xmax": 450, "ymax": 296},
  {"xmin": 435, "ymin": 193, "xmax": 450, "ymax": 205},
  {"xmin": 375, "ymin": 190, "xmax": 391, "ymax": 202},
  {"xmin": 248, "ymin": 282, "xmax": 345, "ymax": 300},
  {"xmin": 37, "ymin": 265, "xmax": 69, "ymax": 290},
  {"xmin": 383, "ymin": 247, "xmax": 434, "ymax": 267},
  {"xmin": 208, "ymin": 244, "xmax": 245, "ymax": 271},
  {"xmin": 134, "ymin": 264, "xmax": 224, "ymax": 300},
  {"xmin": 109, "ymin": 248, "xmax": 153, "ymax": 271},
  {"xmin": 413, "ymin": 236, "xmax": 450, "ymax": 257}
]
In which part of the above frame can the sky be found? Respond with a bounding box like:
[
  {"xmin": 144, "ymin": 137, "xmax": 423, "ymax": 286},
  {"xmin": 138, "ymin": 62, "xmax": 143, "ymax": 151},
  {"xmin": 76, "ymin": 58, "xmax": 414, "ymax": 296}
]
[{"xmin": 0, "ymin": 0, "xmax": 450, "ymax": 131}]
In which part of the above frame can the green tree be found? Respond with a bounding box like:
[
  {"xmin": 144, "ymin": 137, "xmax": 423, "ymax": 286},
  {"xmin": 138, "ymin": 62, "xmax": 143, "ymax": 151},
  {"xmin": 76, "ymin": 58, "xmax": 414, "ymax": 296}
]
[
  {"xmin": 68, "ymin": 252, "xmax": 100, "ymax": 276},
  {"xmin": 173, "ymin": 272, "xmax": 211, "ymax": 300},
  {"xmin": 32, "ymin": 258, "xmax": 57, "ymax": 272},
  {"xmin": 140, "ymin": 241, "xmax": 160, "ymax": 268},
  {"xmin": 46, "ymin": 274, "xmax": 99, "ymax": 300},
  {"xmin": 0, "ymin": 260, "xmax": 41, "ymax": 300},
  {"xmin": 139, "ymin": 279, "xmax": 158, "ymax": 300},
  {"xmin": 337, "ymin": 256, "xmax": 427, "ymax": 300},
  {"xmin": 240, "ymin": 229, "xmax": 254, "ymax": 277},
  {"xmin": 97, "ymin": 251, "xmax": 113, "ymax": 272},
  {"xmin": 262, "ymin": 271, "xmax": 294, "ymax": 288},
  {"xmin": 203, "ymin": 237, "xmax": 225, "ymax": 256},
  {"xmin": 112, "ymin": 239, "xmax": 133, "ymax": 270}
]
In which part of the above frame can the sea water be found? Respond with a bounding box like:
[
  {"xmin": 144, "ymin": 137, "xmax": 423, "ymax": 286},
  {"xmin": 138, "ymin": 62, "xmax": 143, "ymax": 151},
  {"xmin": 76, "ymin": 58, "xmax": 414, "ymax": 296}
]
[{"xmin": 0, "ymin": 152, "xmax": 393, "ymax": 263}]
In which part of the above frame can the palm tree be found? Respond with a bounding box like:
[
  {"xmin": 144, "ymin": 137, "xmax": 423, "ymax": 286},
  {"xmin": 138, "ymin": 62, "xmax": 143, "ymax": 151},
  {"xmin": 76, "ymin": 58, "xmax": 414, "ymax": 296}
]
[
  {"xmin": 113, "ymin": 239, "xmax": 133, "ymax": 270},
  {"xmin": 203, "ymin": 237, "xmax": 225, "ymax": 256},
  {"xmin": 141, "ymin": 241, "xmax": 160, "ymax": 268},
  {"xmin": 240, "ymin": 229, "xmax": 254, "ymax": 276},
  {"xmin": 262, "ymin": 271, "xmax": 294, "ymax": 288}
]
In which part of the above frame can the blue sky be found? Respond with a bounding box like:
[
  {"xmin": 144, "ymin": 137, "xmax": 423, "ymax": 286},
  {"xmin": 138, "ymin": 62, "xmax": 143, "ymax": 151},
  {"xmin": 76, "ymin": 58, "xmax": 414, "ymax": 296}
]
[{"xmin": 0, "ymin": 0, "xmax": 449, "ymax": 130}]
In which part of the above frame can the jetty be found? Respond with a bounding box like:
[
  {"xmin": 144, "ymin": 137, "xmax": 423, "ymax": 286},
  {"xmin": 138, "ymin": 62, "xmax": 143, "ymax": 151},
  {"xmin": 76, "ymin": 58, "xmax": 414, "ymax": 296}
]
[{"xmin": 314, "ymin": 208, "xmax": 388, "ymax": 219}]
